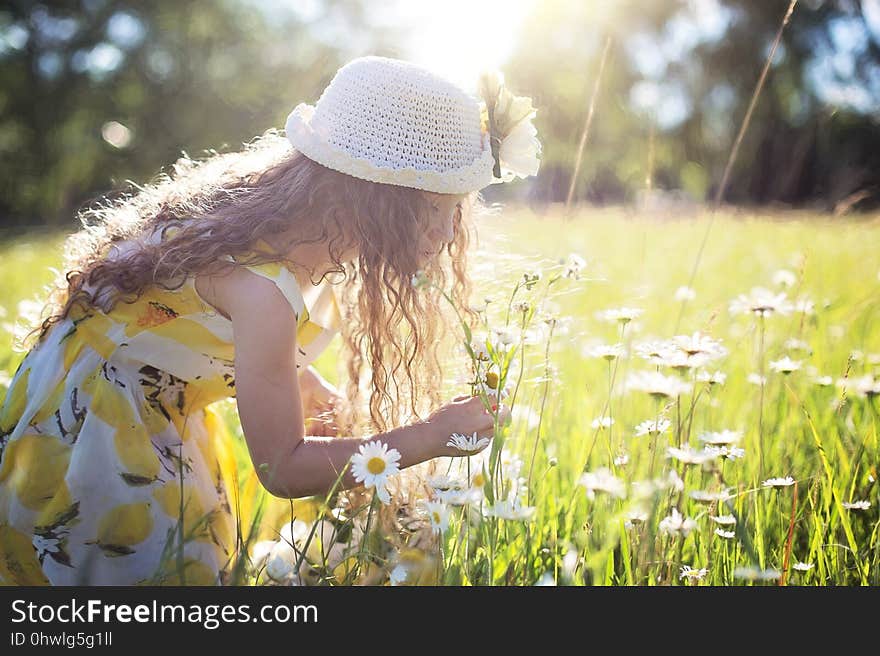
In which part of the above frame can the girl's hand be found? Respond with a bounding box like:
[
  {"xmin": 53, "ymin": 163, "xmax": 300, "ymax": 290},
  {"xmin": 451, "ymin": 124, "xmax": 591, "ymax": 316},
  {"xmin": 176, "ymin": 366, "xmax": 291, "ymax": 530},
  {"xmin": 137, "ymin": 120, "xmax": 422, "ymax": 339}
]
[
  {"xmin": 299, "ymin": 366, "xmax": 345, "ymax": 437},
  {"xmin": 424, "ymin": 393, "xmax": 511, "ymax": 457}
]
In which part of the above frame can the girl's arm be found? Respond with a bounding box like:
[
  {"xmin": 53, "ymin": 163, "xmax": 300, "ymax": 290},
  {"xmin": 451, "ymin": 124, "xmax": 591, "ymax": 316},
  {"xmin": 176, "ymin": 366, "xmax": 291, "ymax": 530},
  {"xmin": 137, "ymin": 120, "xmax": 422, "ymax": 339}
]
[{"xmin": 226, "ymin": 269, "xmax": 464, "ymax": 498}]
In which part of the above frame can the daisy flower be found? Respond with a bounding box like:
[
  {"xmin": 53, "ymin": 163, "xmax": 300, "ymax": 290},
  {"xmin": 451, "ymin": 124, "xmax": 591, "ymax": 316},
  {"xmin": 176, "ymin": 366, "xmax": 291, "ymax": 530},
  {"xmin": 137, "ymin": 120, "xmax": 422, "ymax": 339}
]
[
  {"xmin": 696, "ymin": 369, "xmax": 727, "ymax": 386},
  {"xmin": 792, "ymin": 562, "xmax": 814, "ymax": 572},
  {"xmin": 626, "ymin": 370, "xmax": 693, "ymax": 399},
  {"xmin": 841, "ymin": 500, "xmax": 871, "ymax": 510},
  {"xmin": 666, "ymin": 444, "xmax": 716, "ymax": 466},
  {"xmin": 747, "ymin": 373, "xmax": 767, "ymax": 386},
  {"xmin": 705, "ymin": 444, "xmax": 746, "ymax": 461},
  {"xmin": 578, "ymin": 468, "xmax": 627, "ymax": 500},
  {"xmin": 447, "ymin": 431, "xmax": 491, "ymax": 455},
  {"xmin": 671, "ymin": 332, "xmax": 728, "ymax": 360},
  {"xmin": 350, "ymin": 440, "xmax": 401, "ymax": 504},
  {"xmin": 584, "ymin": 342, "xmax": 626, "ymax": 361},
  {"xmin": 595, "ymin": 306, "xmax": 644, "ymax": 325},
  {"xmin": 793, "ymin": 296, "xmax": 816, "ymax": 316},
  {"xmin": 679, "ymin": 565, "xmax": 708, "ymax": 582},
  {"xmin": 563, "ymin": 253, "xmax": 586, "ymax": 279},
  {"xmin": 784, "ymin": 338, "xmax": 812, "ymax": 354},
  {"xmin": 590, "ymin": 416, "xmax": 615, "ymax": 430},
  {"xmin": 659, "ymin": 508, "xmax": 697, "ymax": 536},
  {"xmin": 714, "ymin": 528, "xmax": 736, "ymax": 539},
  {"xmin": 690, "ymin": 488, "xmax": 733, "ymax": 503},
  {"xmin": 762, "ymin": 476, "xmax": 796, "ymax": 489},
  {"xmin": 772, "ymin": 269, "xmax": 797, "ymax": 287},
  {"xmin": 729, "ymin": 287, "xmax": 793, "ymax": 317},
  {"xmin": 674, "ymin": 286, "xmax": 696, "ymax": 302},
  {"xmin": 484, "ymin": 498, "xmax": 536, "ymax": 521},
  {"xmin": 698, "ymin": 429, "xmax": 742, "ymax": 446},
  {"xmin": 634, "ymin": 417, "xmax": 672, "ymax": 437},
  {"xmin": 421, "ymin": 501, "xmax": 450, "ymax": 534},
  {"xmin": 813, "ymin": 375, "xmax": 833, "ymax": 387},
  {"xmin": 711, "ymin": 514, "xmax": 737, "ymax": 526},
  {"xmin": 769, "ymin": 356, "xmax": 802, "ymax": 374}
]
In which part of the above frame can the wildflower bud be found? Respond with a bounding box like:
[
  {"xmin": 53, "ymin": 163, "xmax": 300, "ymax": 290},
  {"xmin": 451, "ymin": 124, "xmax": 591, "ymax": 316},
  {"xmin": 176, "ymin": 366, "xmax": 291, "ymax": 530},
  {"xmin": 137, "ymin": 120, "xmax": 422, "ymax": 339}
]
[{"xmin": 548, "ymin": 457, "xmax": 558, "ymax": 467}]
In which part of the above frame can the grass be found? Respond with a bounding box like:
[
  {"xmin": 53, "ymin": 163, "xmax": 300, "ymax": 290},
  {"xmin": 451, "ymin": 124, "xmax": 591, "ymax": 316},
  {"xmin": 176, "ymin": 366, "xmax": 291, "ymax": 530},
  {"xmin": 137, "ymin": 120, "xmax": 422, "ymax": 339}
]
[{"xmin": 1, "ymin": 205, "xmax": 878, "ymax": 585}]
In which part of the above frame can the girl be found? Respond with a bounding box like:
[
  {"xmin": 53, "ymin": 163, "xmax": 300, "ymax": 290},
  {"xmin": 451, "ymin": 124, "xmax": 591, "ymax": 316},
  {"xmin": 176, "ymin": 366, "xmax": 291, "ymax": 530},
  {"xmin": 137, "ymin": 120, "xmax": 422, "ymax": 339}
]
[{"xmin": 0, "ymin": 56, "xmax": 540, "ymax": 585}]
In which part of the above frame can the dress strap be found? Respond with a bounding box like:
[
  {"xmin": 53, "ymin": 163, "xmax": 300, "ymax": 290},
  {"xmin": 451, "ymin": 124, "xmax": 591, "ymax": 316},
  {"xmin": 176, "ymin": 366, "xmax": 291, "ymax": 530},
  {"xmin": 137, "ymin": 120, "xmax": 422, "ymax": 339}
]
[{"xmin": 220, "ymin": 255, "xmax": 309, "ymax": 325}]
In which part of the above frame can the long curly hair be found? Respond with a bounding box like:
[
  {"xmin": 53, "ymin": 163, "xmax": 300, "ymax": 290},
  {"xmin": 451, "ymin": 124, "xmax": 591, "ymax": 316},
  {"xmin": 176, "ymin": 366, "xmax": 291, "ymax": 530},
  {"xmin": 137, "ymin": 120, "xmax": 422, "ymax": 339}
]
[{"xmin": 28, "ymin": 130, "xmax": 484, "ymax": 435}]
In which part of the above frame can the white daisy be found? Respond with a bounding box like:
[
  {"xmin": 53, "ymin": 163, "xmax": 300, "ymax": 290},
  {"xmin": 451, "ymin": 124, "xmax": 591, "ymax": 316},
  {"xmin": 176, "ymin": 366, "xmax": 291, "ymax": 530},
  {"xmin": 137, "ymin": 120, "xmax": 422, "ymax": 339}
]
[
  {"xmin": 595, "ymin": 306, "xmax": 644, "ymax": 325},
  {"xmin": 696, "ymin": 369, "xmax": 727, "ymax": 386},
  {"xmin": 626, "ymin": 370, "xmax": 693, "ymax": 399},
  {"xmin": 793, "ymin": 296, "xmax": 816, "ymax": 316},
  {"xmin": 585, "ymin": 342, "xmax": 626, "ymax": 361},
  {"xmin": 590, "ymin": 416, "xmax": 615, "ymax": 430},
  {"xmin": 762, "ymin": 476, "xmax": 796, "ymax": 488},
  {"xmin": 679, "ymin": 565, "xmax": 708, "ymax": 581},
  {"xmin": 563, "ymin": 253, "xmax": 586, "ymax": 279},
  {"xmin": 792, "ymin": 562, "xmax": 814, "ymax": 572},
  {"xmin": 705, "ymin": 445, "xmax": 746, "ymax": 461},
  {"xmin": 492, "ymin": 326, "xmax": 517, "ymax": 348},
  {"xmin": 729, "ymin": 287, "xmax": 793, "ymax": 317},
  {"xmin": 436, "ymin": 486, "xmax": 483, "ymax": 506},
  {"xmin": 484, "ymin": 498, "xmax": 536, "ymax": 521},
  {"xmin": 711, "ymin": 514, "xmax": 737, "ymax": 526},
  {"xmin": 674, "ymin": 286, "xmax": 696, "ymax": 302},
  {"xmin": 690, "ymin": 488, "xmax": 733, "ymax": 503},
  {"xmin": 659, "ymin": 508, "xmax": 698, "ymax": 536},
  {"xmin": 578, "ymin": 468, "xmax": 627, "ymax": 500},
  {"xmin": 672, "ymin": 332, "xmax": 728, "ymax": 360},
  {"xmin": 747, "ymin": 373, "xmax": 767, "ymax": 386},
  {"xmin": 350, "ymin": 440, "xmax": 401, "ymax": 504},
  {"xmin": 447, "ymin": 431, "xmax": 491, "ymax": 455},
  {"xmin": 634, "ymin": 417, "xmax": 672, "ymax": 437},
  {"xmin": 813, "ymin": 375, "xmax": 833, "ymax": 387},
  {"xmin": 772, "ymin": 269, "xmax": 797, "ymax": 287},
  {"xmin": 841, "ymin": 500, "xmax": 871, "ymax": 510},
  {"xmin": 666, "ymin": 444, "xmax": 717, "ymax": 466},
  {"xmin": 769, "ymin": 356, "xmax": 802, "ymax": 374},
  {"xmin": 784, "ymin": 338, "xmax": 812, "ymax": 354},
  {"xmin": 613, "ymin": 452, "xmax": 630, "ymax": 467},
  {"xmin": 714, "ymin": 528, "xmax": 736, "ymax": 539},
  {"xmin": 421, "ymin": 501, "xmax": 450, "ymax": 534},
  {"xmin": 698, "ymin": 429, "xmax": 742, "ymax": 446}
]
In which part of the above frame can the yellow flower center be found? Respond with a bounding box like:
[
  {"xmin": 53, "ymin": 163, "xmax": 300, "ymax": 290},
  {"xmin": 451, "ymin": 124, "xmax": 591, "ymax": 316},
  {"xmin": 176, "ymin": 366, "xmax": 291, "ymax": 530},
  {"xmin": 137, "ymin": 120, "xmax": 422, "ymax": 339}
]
[
  {"xmin": 432, "ymin": 511, "xmax": 441, "ymax": 524},
  {"xmin": 367, "ymin": 457, "xmax": 386, "ymax": 475},
  {"xmin": 484, "ymin": 372, "xmax": 500, "ymax": 389},
  {"xmin": 472, "ymin": 472, "xmax": 485, "ymax": 488}
]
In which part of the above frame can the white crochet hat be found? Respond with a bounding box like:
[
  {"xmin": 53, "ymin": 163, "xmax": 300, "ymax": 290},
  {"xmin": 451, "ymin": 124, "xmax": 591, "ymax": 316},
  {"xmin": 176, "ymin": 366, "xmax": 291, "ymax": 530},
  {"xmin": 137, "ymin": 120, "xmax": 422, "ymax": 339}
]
[{"xmin": 285, "ymin": 56, "xmax": 500, "ymax": 194}]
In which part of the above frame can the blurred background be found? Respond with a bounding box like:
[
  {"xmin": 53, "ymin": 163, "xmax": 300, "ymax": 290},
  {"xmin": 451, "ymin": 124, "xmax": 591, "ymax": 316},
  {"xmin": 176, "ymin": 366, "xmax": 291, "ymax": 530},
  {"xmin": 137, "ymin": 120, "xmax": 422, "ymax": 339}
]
[{"xmin": 1, "ymin": 0, "xmax": 879, "ymax": 231}]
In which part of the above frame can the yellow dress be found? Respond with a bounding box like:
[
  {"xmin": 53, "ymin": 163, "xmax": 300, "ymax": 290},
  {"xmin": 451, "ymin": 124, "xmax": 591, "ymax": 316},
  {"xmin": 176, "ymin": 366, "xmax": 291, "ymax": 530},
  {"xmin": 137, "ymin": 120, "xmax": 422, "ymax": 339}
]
[{"xmin": 0, "ymin": 224, "xmax": 341, "ymax": 585}]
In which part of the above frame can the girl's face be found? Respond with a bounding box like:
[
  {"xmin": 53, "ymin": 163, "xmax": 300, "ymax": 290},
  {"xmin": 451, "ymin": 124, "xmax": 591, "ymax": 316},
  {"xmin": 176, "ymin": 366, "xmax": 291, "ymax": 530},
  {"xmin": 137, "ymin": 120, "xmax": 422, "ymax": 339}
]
[{"xmin": 419, "ymin": 192, "xmax": 467, "ymax": 267}]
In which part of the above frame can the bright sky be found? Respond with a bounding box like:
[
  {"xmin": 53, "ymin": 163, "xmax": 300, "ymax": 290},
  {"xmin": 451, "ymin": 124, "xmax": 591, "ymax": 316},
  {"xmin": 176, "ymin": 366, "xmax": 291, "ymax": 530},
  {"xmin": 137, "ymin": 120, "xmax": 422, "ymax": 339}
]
[{"xmin": 371, "ymin": 0, "xmax": 538, "ymax": 94}]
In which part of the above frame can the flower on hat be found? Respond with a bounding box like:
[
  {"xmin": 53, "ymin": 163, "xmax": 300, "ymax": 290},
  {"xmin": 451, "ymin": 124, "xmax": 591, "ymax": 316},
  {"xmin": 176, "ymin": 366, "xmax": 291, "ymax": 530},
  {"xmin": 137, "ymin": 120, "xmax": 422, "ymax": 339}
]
[{"xmin": 478, "ymin": 70, "xmax": 542, "ymax": 183}]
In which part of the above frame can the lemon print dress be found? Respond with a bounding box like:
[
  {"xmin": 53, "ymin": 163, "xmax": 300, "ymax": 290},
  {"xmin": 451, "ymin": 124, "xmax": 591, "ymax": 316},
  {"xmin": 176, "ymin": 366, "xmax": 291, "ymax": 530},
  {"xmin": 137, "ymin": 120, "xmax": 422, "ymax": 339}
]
[{"xmin": 0, "ymin": 223, "xmax": 341, "ymax": 585}]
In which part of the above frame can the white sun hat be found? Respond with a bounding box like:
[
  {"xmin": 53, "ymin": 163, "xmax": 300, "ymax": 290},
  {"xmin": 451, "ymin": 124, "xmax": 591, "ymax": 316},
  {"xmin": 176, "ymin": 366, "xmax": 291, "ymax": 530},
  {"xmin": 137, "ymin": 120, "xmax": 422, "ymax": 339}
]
[{"xmin": 284, "ymin": 56, "xmax": 538, "ymax": 194}]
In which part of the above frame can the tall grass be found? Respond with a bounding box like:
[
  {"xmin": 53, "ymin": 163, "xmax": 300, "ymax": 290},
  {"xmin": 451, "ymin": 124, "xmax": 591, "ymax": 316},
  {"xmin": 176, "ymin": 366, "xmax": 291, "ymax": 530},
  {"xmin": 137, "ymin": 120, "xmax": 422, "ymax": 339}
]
[{"xmin": 1, "ymin": 207, "xmax": 878, "ymax": 585}]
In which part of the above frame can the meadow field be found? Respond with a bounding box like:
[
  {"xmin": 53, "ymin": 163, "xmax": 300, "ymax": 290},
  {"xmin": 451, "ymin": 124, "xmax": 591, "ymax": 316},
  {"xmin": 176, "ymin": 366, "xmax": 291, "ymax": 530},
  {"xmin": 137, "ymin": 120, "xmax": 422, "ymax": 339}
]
[{"xmin": 1, "ymin": 205, "xmax": 878, "ymax": 586}]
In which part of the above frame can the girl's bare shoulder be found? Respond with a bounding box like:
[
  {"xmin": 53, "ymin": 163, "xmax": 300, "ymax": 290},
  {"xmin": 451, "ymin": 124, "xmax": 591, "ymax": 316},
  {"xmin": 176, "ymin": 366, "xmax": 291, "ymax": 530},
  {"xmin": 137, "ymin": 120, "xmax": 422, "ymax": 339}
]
[{"xmin": 193, "ymin": 262, "xmax": 290, "ymax": 323}]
